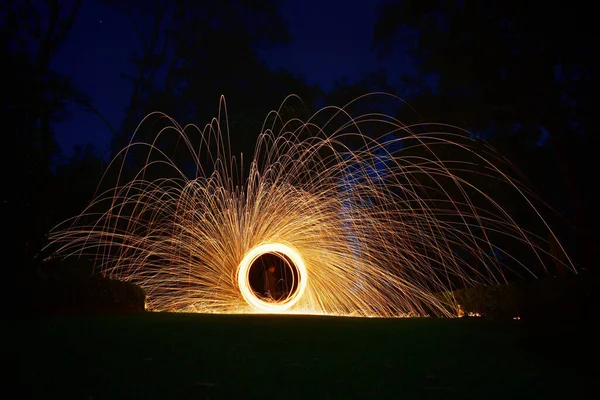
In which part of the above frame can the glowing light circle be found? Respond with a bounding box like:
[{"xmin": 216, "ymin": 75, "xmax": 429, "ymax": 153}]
[{"xmin": 237, "ymin": 243, "xmax": 308, "ymax": 312}]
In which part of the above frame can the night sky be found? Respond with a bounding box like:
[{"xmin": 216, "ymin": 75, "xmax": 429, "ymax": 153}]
[{"xmin": 51, "ymin": 0, "xmax": 415, "ymax": 159}]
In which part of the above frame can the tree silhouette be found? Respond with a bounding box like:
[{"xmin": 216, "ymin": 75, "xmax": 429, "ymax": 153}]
[
  {"xmin": 371, "ymin": 0, "xmax": 597, "ymax": 269},
  {"xmin": 2, "ymin": 0, "xmax": 87, "ymax": 272},
  {"xmin": 86, "ymin": 0, "xmax": 321, "ymax": 182}
]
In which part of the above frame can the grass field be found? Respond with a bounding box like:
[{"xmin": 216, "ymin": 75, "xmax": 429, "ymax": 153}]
[{"xmin": 12, "ymin": 313, "xmax": 595, "ymax": 399}]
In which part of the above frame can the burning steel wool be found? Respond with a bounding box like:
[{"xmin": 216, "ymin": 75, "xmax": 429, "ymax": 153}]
[{"xmin": 48, "ymin": 94, "xmax": 575, "ymax": 317}]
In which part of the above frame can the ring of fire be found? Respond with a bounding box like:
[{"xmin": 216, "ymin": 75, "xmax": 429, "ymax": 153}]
[{"xmin": 237, "ymin": 243, "xmax": 308, "ymax": 312}]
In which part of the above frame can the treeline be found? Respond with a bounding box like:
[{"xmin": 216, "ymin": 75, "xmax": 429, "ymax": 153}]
[{"xmin": 2, "ymin": 1, "xmax": 596, "ymax": 314}]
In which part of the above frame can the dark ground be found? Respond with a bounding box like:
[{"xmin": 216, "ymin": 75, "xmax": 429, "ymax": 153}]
[{"xmin": 10, "ymin": 313, "xmax": 596, "ymax": 399}]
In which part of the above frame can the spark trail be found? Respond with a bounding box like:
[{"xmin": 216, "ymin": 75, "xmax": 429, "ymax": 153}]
[{"xmin": 48, "ymin": 94, "xmax": 574, "ymax": 316}]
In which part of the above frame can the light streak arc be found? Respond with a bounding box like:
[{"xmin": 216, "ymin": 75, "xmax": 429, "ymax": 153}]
[{"xmin": 47, "ymin": 93, "xmax": 575, "ymax": 317}]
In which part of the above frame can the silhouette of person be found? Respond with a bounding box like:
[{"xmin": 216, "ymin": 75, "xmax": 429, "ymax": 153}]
[{"xmin": 264, "ymin": 265, "xmax": 278, "ymax": 300}]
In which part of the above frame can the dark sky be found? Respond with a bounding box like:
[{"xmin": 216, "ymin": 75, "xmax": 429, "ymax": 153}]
[{"xmin": 50, "ymin": 0, "xmax": 414, "ymax": 159}]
